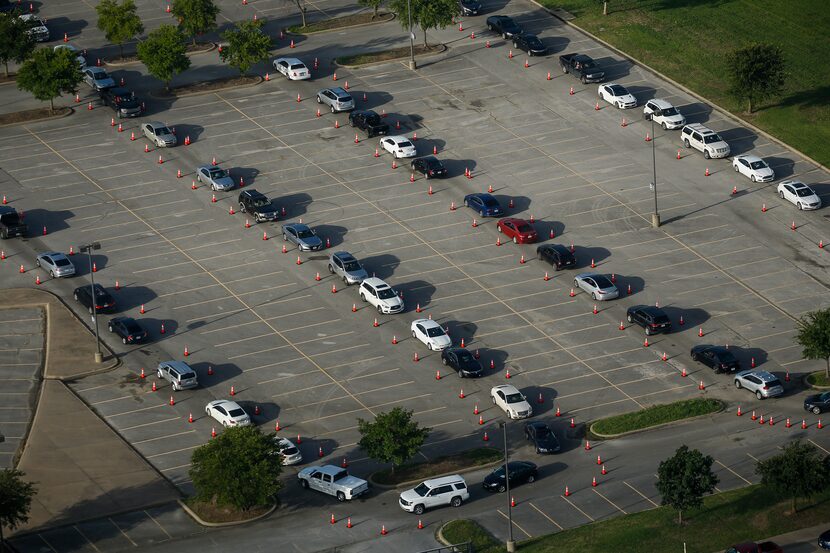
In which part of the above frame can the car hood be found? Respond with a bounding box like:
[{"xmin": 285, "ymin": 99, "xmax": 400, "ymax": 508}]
[
  {"xmin": 299, "ymin": 235, "xmax": 323, "ymax": 247},
  {"xmin": 214, "ymin": 176, "xmax": 235, "ymax": 187},
  {"xmin": 806, "ymin": 394, "xmax": 824, "ymax": 404},
  {"xmin": 483, "ymin": 473, "xmax": 505, "ymax": 486},
  {"xmin": 252, "ymin": 204, "xmax": 278, "ymax": 215},
  {"xmin": 535, "ymin": 436, "xmax": 560, "ymax": 450},
  {"xmin": 400, "ymin": 489, "xmax": 425, "ymax": 503},
  {"xmin": 346, "ymin": 268, "xmax": 369, "ymax": 280},
  {"xmin": 508, "ymin": 400, "xmax": 532, "ymax": 413},
  {"xmin": 617, "ymin": 93, "xmax": 636, "ymax": 103},
  {"xmin": 96, "ymin": 77, "xmax": 115, "ymax": 87},
  {"xmin": 431, "ymin": 334, "xmax": 452, "ymax": 347}
]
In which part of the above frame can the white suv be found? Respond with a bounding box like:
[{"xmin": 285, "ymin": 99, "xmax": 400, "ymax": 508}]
[
  {"xmin": 359, "ymin": 277, "xmax": 403, "ymax": 314},
  {"xmin": 491, "ymin": 384, "xmax": 532, "ymax": 419},
  {"xmin": 680, "ymin": 123, "xmax": 730, "ymax": 159},
  {"xmin": 399, "ymin": 475, "xmax": 469, "ymax": 514},
  {"xmin": 643, "ymin": 99, "xmax": 685, "ymax": 130}
]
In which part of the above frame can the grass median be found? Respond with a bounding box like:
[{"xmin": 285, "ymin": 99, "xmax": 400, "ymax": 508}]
[
  {"xmin": 590, "ymin": 398, "xmax": 722, "ymax": 436},
  {"xmin": 286, "ymin": 12, "xmax": 392, "ymax": 34},
  {"xmin": 807, "ymin": 371, "xmax": 830, "ymax": 387},
  {"xmin": 441, "ymin": 519, "xmax": 502, "ymax": 553},
  {"xmin": 539, "ymin": 0, "xmax": 830, "ymax": 166},
  {"xmin": 372, "ymin": 447, "xmax": 501, "ymax": 486},
  {"xmin": 336, "ymin": 44, "xmax": 442, "ymax": 67}
]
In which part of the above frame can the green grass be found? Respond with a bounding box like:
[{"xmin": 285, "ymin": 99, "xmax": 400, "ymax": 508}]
[
  {"xmin": 591, "ymin": 398, "xmax": 722, "ymax": 436},
  {"xmin": 539, "ymin": 0, "xmax": 830, "ymax": 166},
  {"xmin": 441, "ymin": 520, "xmax": 503, "ymax": 553},
  {"xmin": 372, "ymin": 447, "xmax": 501, "ymax": 486},
  {"xmin": 807, "ymin": 371, "xmax": 830, "ymax": 387}
]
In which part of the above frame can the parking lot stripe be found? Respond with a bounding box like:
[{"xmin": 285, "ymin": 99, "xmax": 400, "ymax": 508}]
[
  {"xmin": 715, "ymin": 460, "xmax": 752, "ymax": 486},
  {"xmin": 132, "ymin": 430, "xmax": 196, "ymax": 446},
  {"xmin": 109, "ymin": 517, "xmax": 138, "ymax": 547},
  {"xmin": 560, "ymin": 495, "xmax": 595, "ymax": 522},
  {"xmin": 496, "ymin": 510, "xmax": 533, "ymax": 538},
  {"xmin": 214, "ymin": 332, "xmax": 280, "ymax": 348},
  {"xmin": 160, "ymin": 463, "xmax": 192, "ymax": 473},
  {"xmin": 347, "ymin": 368, "xmax": 400, "ymax": 381},
  {"xmin": 109, "ymin": 403, "xmax": 167, "ymax": 417},
  {"xmin": 90, "ymin": 395, "xmax": 134, "ymax": 406},
  {"xmin": 256, "ymin": 367, "xmax": 316, "ymax": 384},
  {"xmin": 146, "ymin": 445, "xmax": 201, "ymax": 459},
  {"xmin": 593, "ymin": 488, "xmax": 628, "ymax": 514},
  {"xmin": 528, "ymin": 502, "xmax": 563, "ymax": 530},
  {"xmin": 272, "ymin": 381, "xmax": 337, "ymax": 399},
  {"xmin": 120, "ymin": 417, "xmax": 181, "ymax": 432},
  {"xmin": 36, "ymin": 533, "xmax": 58, "ymax": 553},
  {"xmin": 73, "ymin": 525, "xmax": 102, "ymax": 553},
  {"xmin": 143, "ymin": 510, "xmax": 173, "ymax": 540},
  {"xmin": 808, "ymin": 440, "xmax": 830, "ymax": 455},
  {"xmin": 623, "ymin": 481, "xmax": 659, "ymax": 507},
  {"xmin": 172, "ymin": 296, "xmax": 238, "ymax": 310}
]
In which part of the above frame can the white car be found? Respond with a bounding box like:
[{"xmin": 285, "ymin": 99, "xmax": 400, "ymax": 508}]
[
  {"xmin": 379, "ymin": 135, "xmax": 417, "ymax": 158},
  {"xmin": 598, "ymin": 83, "xmax": 637, "ymax": 109},
  {"xmin": 36, "ymin": 252, "xmax": 75, "ymax": 278},
  {"xmin": 272, "ymin": 435, "xmax": 303, "ymax": 465},
  {"xmin": 491, "ymin": 385, "xmax": 532, "ymax": 419},
  {"xmin": 359, "ymin": 277, "xmax": 403, "ymax": 314},
  {"xmin": 83, "ymin": 67, "xmax": 115, "ymax": 90},
  {"xmin": 54, "ymin": 44, "xmax": 86, "ymax": 69},
  {"xmin": 642, "ymin": 98, "xmax": 685, "ymax": 130},
  {"xmin": 411, "ymin": 318, "xmax": 452, "ymax": 351},
  {"xmin": 732, "ymin": 154, "xmax": 775, "ymax": 183},
  {"xmin": 205, "ymin": 400, "xmax": 251, "ymax": 427},
  {"xmin": 272, "ymin": 57, "xmax": 310, "ymax": 80},
  {"xmin": 777, "ymin": 180, "xmax": 821, "ymax": 210}
]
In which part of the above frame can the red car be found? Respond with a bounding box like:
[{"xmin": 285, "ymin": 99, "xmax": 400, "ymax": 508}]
[{"xmin": 497, "ymin": 218, "xmax": 538, "ymax": 243}]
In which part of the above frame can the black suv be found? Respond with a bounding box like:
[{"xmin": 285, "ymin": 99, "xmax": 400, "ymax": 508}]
[
  {"xmin": 108, "ymin": 317, "xmax": 148, "ymax": 344},
  {"xmin": 536, "ymin": 244, "xmax": 575, "ymax": 270},
  {"xmin": 411, "ymin": 156, "xmax": 447, "ymax": 178},
  {"xmin": 486, "ymin": 15, "xmax": 521, "ymax": 38},
  {"xmin": 100, "ymin": 87, "xmax": 143, "ymax": 118},
  {"xmin": 348, "ymin": 110, "xmax": 389, "ymax": 137},
  {"xmin": 238, "ymin": 189, "xmax": 278, "ymax": 223},
  {"xmin": 441, "ymin": 347, "xmax": 483, "ymax": 377},
  {"xmin": 0, "ymin": 206, "xmax": 27, "ymax": 239},
  {"xmin": 74, "ymin": 283, "xmax": 115, "ymax": 314},
  {"xmin": 626, "ymin": 305, "xmax": 672, "ymax": 335},
  {"xmin": 690, "ymin": 345, "xmax": 740, "ymax": 373},
  {"xmin": 513, "ymin": 33, "xmax": 546, "ymax": 56}
]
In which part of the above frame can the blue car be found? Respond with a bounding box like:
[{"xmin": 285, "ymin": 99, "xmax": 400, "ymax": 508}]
[{"xmin": 464, "ymin": 193, "xmax": 502, "ymax": 217}]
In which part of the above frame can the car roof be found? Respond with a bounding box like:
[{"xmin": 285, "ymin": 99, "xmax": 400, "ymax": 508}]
[
  {"xmin": 314, "ymin": 464, "xmax": 347, "ymax": 475},
  {"xmin": 736, "ymin": 154, "xmax": 762, "ymax": 163},
  {"xmin": 493, "ymin": 384, "xmax": 520, "ymax": 394},
  {"xmin": 361, "ymin": 276, "xmax": 388, "ymax": 287},
  {"xmin": 649, "ymin": 98, "xmax": 674, "ymax": 109},
  {"xmin": 780, "ymin": 180, "xmax": 808, "ymax": 189},
  {"xmin": 635, "ymin": 305, "xmax": 665, "ymax": 316},
  {"xmin": 108, "ymin": 87, "xmax": 131, "ymax": 95},
  {"xmin": 332, "ymin": 251, "xmax": 356, "ymax": 261},
  {"xmin": 0, "ymin": 206, "xmax": 16, "ymax": 216},
  {"xmin": 199, "ymin": 164, "xmax": 224, "ymax": 171},
  {"xmin": 420, "ymin": 474, "xmax": 465, "ymax": 487},
  {"xmin": 500, "ymin": 217, "xmax": 528, "ymax": 225},
  {"xmin": 210, "ymin": 399, "xmax": 242, "ymax": 409},
  {"xmin": 683, "ymin": 123, "xmax": 713, "ymax": 133},
  {"xmin": 468, "ymin": 192, "xmax": 495, "ymax": 201},
  {"xmin": 325, "ymin": 87, "xmax": 350, "ymax": 96},
  {"xmin": 146, "ymin": 121, "xmax": 167, "ymax": 129},
  {"xmin": 284, "ymin": 222, "xmax": 309, "ymax": 231},
  {"xmin": 416, "ymin": 155, "xmax": 440, "ymax": 162},
  {"xmin": 546, "ymin": 244, "xmax": 570, "ymax": 254},
  {"xmin": 276, "ymin": 57, "xmax": 304, "ymax": 64},
  {"xmin": 242, "ymin": 189, "xmax": 266, "ymax": 198},
  {"xmin": 526, "ymin": 420, "xmax": 549, "ymax": 429},
  {"xmin": 354, "ymin": 109, "xmax": 380, "ymax": 116},
  {"xmin": 413, "ymin": 318, "xmax": 441, "ymax": 329},
  {"xmin": 385, "ymin": 135, "xmax": 409, "ymax": 142},
  {"xmin": 737, "ymin": 370, "xmax": 777, "ymax": 381},
  {"xmin": 87, "ymin": 66, "xmax": 107, "ymax": 74},
  {"xmin": 38, "ymin": 251, "xmax": 63, "ymax": 258},
  {"xmin": 160, "ymin": 360, "xmax": 193, "ymax": 372}
]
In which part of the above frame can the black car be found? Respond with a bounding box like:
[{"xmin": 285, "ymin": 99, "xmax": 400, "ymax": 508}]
[
  {"xmin": 486, "ymin": 15, "xmax": 521, "ymax": 38},
  {"xmin": 512, "ymin": 33, "xmax": 546, "ymax": 56},
  {"xmin": 100, "ymin": 87, "xmax": 143, "ymax": 118},
  {"xmin": 819, "ymin": 528, "xmax": 830, "ymax": 550},
  {"xmin": 459, "ymin": 0, "xmax": 481, "ymax": 15},
  {"xmin": 690, "ymin": 345, "xmax": 740, "ymax": 373},
  {"xmin": 805, "ymin": 392, "xmax": 830, "ymax": 415},
  {"xmin": 524, "ymin": 421, "xmax": 560, "ymax": 454},
  {"xmin": 74, "ymin": 283, "xmax": 115, "ymax": 314},
  {"xmin": 536, "ymin": 244, "xmax": 575, "ymax": 270},
  {"xmin": 0, "ymin": 206, "xmax": 26, "ymax": 239},
  {"xmin": 483, "ymin": 461, "xmax": 537, "ymax": 493},
  {"xmin": 238, "ymin": 189, "xmax": 278, "ymax": 223},
  {"xmin": 626, "ymin": 305, "xmax": 672, "ymax": 335},
  {"xmin": 348, "ymin": 110, "xmax": 389, "ymax": 137},
  {"xmin": 108, "ymin": 317, "xmax": 148, "ymax": 344},
  {"xmin": 441, "ymin": 347, "xmax": 483, "ymax": 377},
  {"xmin": 411, "ymin": 156, "xmax": 447, "ymax": 178}
]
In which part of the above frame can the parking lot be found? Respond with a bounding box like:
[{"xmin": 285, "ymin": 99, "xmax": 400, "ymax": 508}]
[{"xmin": 2, "ymin": 0, "xmax": 830, "ymax": 550}]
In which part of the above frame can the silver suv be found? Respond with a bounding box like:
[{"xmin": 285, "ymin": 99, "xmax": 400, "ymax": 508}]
[
  {"xmin": 734, "ymin": 370, "xmax": 783, "ymax": 400},
  {"xmin": 328, "ymin": 251, "xmax": 368, "ymax": 285},
  {"xmin": 680, "ymin": 123, "xmax": 730, "ymax": 159},
  {"xmin": 359, "ymin": 277, "xmax": 403, "ymax": 314},
  {"xmin": 317, "ymin": 87, "xmax": 355, "ymax": 113},
  {"xmin": 157, "ymin": 361, "xmax": 199, "ymax": 391}
]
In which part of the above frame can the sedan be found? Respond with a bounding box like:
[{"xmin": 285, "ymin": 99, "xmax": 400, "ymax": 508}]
[
  {"xmin": 512, "ymin": 33, "xmax": 546, "ymax": 56},
  {"xmin": 804, "ymin": 392, "xmax": 830, "ymax": 415},
  {"xmin": 777, "ymin": 180, "xmax": 821, "ymax": 210},
  {"xmin": 491, "ymin": 384, "xmax": 532, "ymax": 419},
  {"xmin": 205, "ymin": 400, "xmax": 251, "ymax": 427},
  {"xmin": 272, "ymin": 57, "xmax": 310, "ymax": 80},
  {"xmin": 73, "ymin": 284, "xmax": 115, "ymax": 314},
  {"xmin": 108, "ymin": 317, "xmax": 148, "ymax": 344},
  {"xmin": 441, "ymin": 347, "xmax": 483, "ymax": 377},
  {"xmin": 483, "ymin": 461, "xmax": 537, "ymax": 493},
  {"xmin": 486, "ymin": 15, "xmax": 521, "ymax": 38},
  {"xmin": 690, "ymin": 345, "xmax": 740, "ymax": 373},
  {"xmin": 411, "ymin": 318, "xmax": 451, "ymax": 350},
  {"xmin": 83, "ymin": 67, "xmax": 115, "ymax": 91},
  {"xmin": 537, "ymin": 244, "xmax": 576, "ymax": 270},
  {"xmin": 524, "ymin": 421, "xmax": 560, "ymax": 454},
  {"xmin": 734, "ymin": 370, "xmax": 784, "ymax": 400},
  {"xmin": 598, "ymin": 83, "xmax": 637, "ymax": 109},
  {"xmin": 464, "ymin": 193, "xmax": 502, "ymax": 217},
  {"xmin": 54, "ymin": 44, "xmax": 86, "ymax": 69},
  {"xmin": 142, "ymin": 121, "xmax": 177, "ymax": 147},
  {"xmin": 379, "ymin": 135, "xmax": 417, "ymax": 158},
  {"xmin": 36, "ymin": 252, "xmax": 75, "ymax": 278},
  {"xmin": 282, "ymin": 223, "xmax": 324, "ymax": 251},
  {"xmin": 197, "ymin": 165, "xmax": 235, "ymax": 191},
  {"xmin": 574, "ymin": 273, "xmax": 618, "ymax": 301},
  {"xmin": 411, "ymin": 156, "xmax": 447, "ymax": 178},
  {"xmin": 272, "ymin": 435, "xmax": 303, "ymax": 465},
  {"xmin": 732, "ymin": 154, "xmax": 775, "ymax": 182},
  {"xmin": 459, "ymin": 0, "xmax": 481, "ymax": 16},
  {"xmin": 497, "ymin": 218, "xmax": 537, "ymax": 243}
]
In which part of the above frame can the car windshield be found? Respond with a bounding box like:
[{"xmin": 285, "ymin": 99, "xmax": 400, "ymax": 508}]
[
  {"xmin": 290, "ymin": 63, "xmax": 305, "ymax": 70},
  {"xmin": 458, "ymin": 351, "xmax": 474, "ymax": 363},
  {"xmin": 94, "ymin": 288, "xmax": 109, "ymax": 298},
  {"xmin": 662, "ymin": 107, "xmax": 679, "ymax": 116},
  {"xmin": 609, "ymin": 85, "xmax": 628, "ymax": 95},
  {"xmin": 413, "ymin": 483, "xmax": 429, "ymax": 496},
  {"xmin": 483, "ymin": 197, "xmax": 498, "ymax": 207},
  {"xmin": 535, "ymin": 427, "xmax": 552, "ymax": 438},
  {"xmin": 749, "ymin": 161, "xmax": 767, "ymax": 170},
  {"xmin": 155, "ymin": 126, "xmax": 171, "ymax": 135},
  {"xmin": 427, "ymin": 159, "xmax": 443, "ymax": 169},
  {"xmin": 332, "ymin": 470, "xmax": 348, "ymax": 481},
  {"xmin": 795, "ymin": 187, "xmax": 814, "ymax": 197},
  {"xmin": 377, "ymin": 288, "xmax": 396, "ymax": 299},
  {"xmin": 653, "ymin": 314, "xmax": 669, "ymax": 324},
  {"xmin": 580, "ymin": 59, "xmax": 596, "ymax": 69},
  {"xmin": 228, "ymin": 408, "xmax": 246, "ymax": 417},
  {"xmin": 426, "ymin": 327, "xmax": 445, "ymax": 338},
  {"xmin": 338, "ymin": 94, "xmax": 352, "ymax": 102},
  {"xmin": 503, "ymin": 20, "xmax": 519, "ymax": 31},
  {"xmin": 343, "ymin": 261, "xmax": 361, "ymax": 271},
  {"xmin": 492, "ymin": 466, "xmax": 506, "ymax": 477},
  {"xmin": 209, "ymin": 168, "xmax": 228, "ymax": 178},
  {"xmin": 282, "ymin": 445, "xmax": 298, "ymax": 455},
  {"xmin": 397, "ymin": 140, "xmax": 413, "ymax": 148},
  {"xmin": 251, "ymin": 198, "xmax": 269, "ymax": 207},
  {"xmin": 516, "ymin": 223, "xmax": 533, "ymax": 233},
  {"xmin": 718, "ymin": 350, "xmax": 736, "ymax": 362},
  {"xmin": 505, "ymin": 393, "xmax": 524, "ymax": 404},
  {"xmin": 528, "ymin": 36, "xmax": 542, "ymax": 46},
  {"xmin": 703, "ymin": 134, "xmax": 723, "ymax": 144},
  {"xmin": 365, "ymin": 114, "xmax": 381, "ymax": 125},
  {"xmin": 822, "ymin": 392, "xmax": 830, "ymax": 401},
  {"xmin": 124, "ymin": 321, "xmax": 142, "ymax": 333},
  {"xmin": 55, "ymin": 258, "xmax": 71, "ymax": 266},
  {"xmin": 593, "ymin": 275, "xmax": 613, "ymax": 288},
  {"xmin": 96, "ymin": 70, "xmax": 110, "ymax": 79},
  {"xmin": 297, "ymin": 229, "xmax": 314, "ymax": 239}
]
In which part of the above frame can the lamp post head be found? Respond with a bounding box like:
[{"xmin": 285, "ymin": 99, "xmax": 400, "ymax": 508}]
[{"xmin": 80, "ymin": 242, "xmax": 101, "ymax": 253}]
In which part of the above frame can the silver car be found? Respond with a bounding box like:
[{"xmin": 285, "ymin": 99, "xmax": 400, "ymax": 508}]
[
  {"xmin": 734, "ymin": 370, "xmax": 784, "ymax": 400},
  {"xmin": 328, "ymin": 251, "xmax": 368, "ymax": 285},
  {"xmin": 36, "ymin": 252, "xmax": 75, "ymax": 278},
  {"xmin": 573, "ymin": 273, "xmax": 619, "ymax": 301},
  {"xmin": 282, "ymin": 223, "xmax": 323, "ymax": 251},
  {"xmin": 316, "ymin": 87, "xmax": 355, "ymax": 113},
  {"xmin": 157, "ymin": 361, "xmax": 199, "ymax": 391},
  {"xmin": 197, "ymin": 165, "xmax": 235, "ymax": 191},
  {"xmin": 83, "ymin": 67, "xmax": 115, "ymax": 91},
  {"xmin": 142, "ymin": 121, "xmax": 177, "ymax": 147}
]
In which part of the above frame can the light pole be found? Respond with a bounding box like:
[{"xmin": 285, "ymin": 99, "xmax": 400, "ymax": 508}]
[
  {"xmin": 650, "ymin": 117, "xmax": 660, "ymax": 228},
  {"xmin": 80, "ymin": 242, "xmax": 103, "ymax": 363},
  {"xmin": 407, "ymin": 0, "xmax": 416, "ymax": 70},
  {"xmin": 499, "ymin": 421, "xmax": 515, "ymax": 552}
]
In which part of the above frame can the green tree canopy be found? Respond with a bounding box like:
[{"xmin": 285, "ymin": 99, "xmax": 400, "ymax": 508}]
[
  {"xmin": 137, "ymin": 25, "xmax": 191, "ymax": 91},
  {"xmin": 357, "ymin": 0, "xmax": 384, "ymax": 19},
  {"xmin": 756, "ymin": 440, "xmax": 829, "ymax": 513},
  {"xmin": 656, "ymin": 445, "xmax": 718, "ymax": 524},
  {"xmin": 171, "ymin": 0, "xmax": 220, "ymax": 46},
  {"xmin": 189, "ymin": 426, "xmax": 283, "ymax": 510},
  {"xmin": 17, "ymin": 47, "xmax": 83, "ymax": 111},
  {"xmin": 357, "ymin": 407, "xmax": 430, "ymax": 473},
  {"xmin": 727, "ymin": 43, "xmax": 786, "ymax": 114},
  {"xmin": 0, "ymin": 12, "xmax": 36, "ymax": 77},
  {"xmin": 797, "ymin": 308, "xmax": 830, "ymax": 378},
  {"xmin": 95, "ymin": 0, "xmax": 144, "ymax": 59},
  {"xmin": 219, "ymin": 19, "xmax": 271, "ymax": 76},
  {"xmin": 0, "ymin": 469, "xmax": 37, "ymax": 548},
  {"xmin": 388, "ymin": 0, "xmax": 459, "ymax": 46}
]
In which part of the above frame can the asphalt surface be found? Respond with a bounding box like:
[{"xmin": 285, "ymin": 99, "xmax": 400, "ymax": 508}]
[{"xmin": 3, "ymin": 0, "xmax": 830, "ymax": 551}]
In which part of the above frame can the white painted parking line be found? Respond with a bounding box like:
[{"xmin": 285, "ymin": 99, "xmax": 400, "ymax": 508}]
[
  {"xmin": 809, "ymin": 440, "xmax": 830, "ymax": 455},
  {"xmin": 715, "ymin": 459, "xmax": 752, "ymax": 485},
  {"xmin": 109, "ymin": 517, "xmax": 138, "ymax": 547},
  {"xmin": 497, "ymin": 510, "xmax": 532, "ymax": 538},
  {"xmin": 120, "ymin": 417, "xmax": 181, "ymax": 432},
  {"xmin": 133, "ymin": 430, "xmax": 195, "ymax": 446},
  {"xmin": 37, "ymin": 533, "xmax": 59, "ymax": 553},
  {"xmin": 593, "ymin": 488, "xmax": 628, "ymax": 514},
  {"xmin": 623, "ymin": 481, "xmax": 659, "ymax": 507},
  {"xmin": 560, "ymin": 495, "xmax": 595, "ymax": 522},
  {"xmin": 73, "ymin": 525, "xmax": 102, "ymax": 553},
  {"xmin": 529, "ymin": 502, "xmax": 563, "ymax": 530},
  {"xmin": 146, "ymin": 445, "xmax": 201, "ymax": 459}
]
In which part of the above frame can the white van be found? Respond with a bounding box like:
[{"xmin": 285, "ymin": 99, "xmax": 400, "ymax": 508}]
[{"xmin": 398, "ymin": 474, "xmax": 469, "ymax": 514}]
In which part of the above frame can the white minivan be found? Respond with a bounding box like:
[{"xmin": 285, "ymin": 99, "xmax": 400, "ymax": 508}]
[{"xmin": 398, "ymin": 475, "xmax": 469, "ymax": 515}]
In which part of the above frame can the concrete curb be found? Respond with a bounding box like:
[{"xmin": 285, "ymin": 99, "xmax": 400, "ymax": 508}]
[
  {"xmin": 0, "ymin": 107, "xmax": 73, "ymax": 128},
  {"xmin": 532, "ymin": 1, "xmax": 829, "ymax": 173},
  {"xmin": 178, "ymin": 499, "xmax": 277, "ymax": 527},
  {"xmin": 803, "ymin": 372, "xmax": 830, "ymax": 390},
  {"xmin": 148, "ymin": 75, "xmax": 262, "ymax": 99},
  {"xmin": 435, "ymin": 521, "xmax": 452, "ymax": 546},
  {"xmin": 103, "ymin": 42, "xmax": 217, "ymax": 67},
  {"xmin": 335, "ymin": 44, "xmax": 448, "ymax": 69},
  {"xmin": 589, "ymin": 399, "xmax": 726, "ymax": 439},
  {"xmin": 369, "ymin": 456, "xmax": 502, "ymax": 490},
  {"xmin": 287, "ymin": 12, "xmax": 395, "ymax": 35}
]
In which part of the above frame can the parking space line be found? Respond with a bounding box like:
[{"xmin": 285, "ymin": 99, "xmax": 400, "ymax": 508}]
[
  {"xmin": 347, "ymin": 368, "xmax": 400, "ymax": 381},
  {"xmin": 256, "ymin": 366, "xmax": 316, "ymax": 384},
  {"xmin": 593, "ymin": 488, "xmax": 628, "ymax": 514},
  {"xmin": 37, "ymin": 533, "xmax": 58, "ymax": 553},
  {"xmin": 120, "ymin": 417, "xmax": 181, "ymax": 432},
  {"xmin": 133, "ymin": 430, "xmax": 195, "ymax": 445},
  {"xmin": 109, "ymin": 403, "xmax": 167, "ymax": 417},
  {"xmin": 146, "ymin": 445, "xmax": 201, "ymax": 459},
  {"xmin": 90, "ymin": 394, "xmax": 134, "ymax": 406},
  {"xmin": 809, "ymin": 440, "xmax": 830, "ymax": 455},
  {"xmin": 496, "ymin": 510, "xmax": 532, "ymax": 538},
  {"xmin": 109, "ymin": 517, "xmax": 138, "ymax": 547},
  {"xmin": 160, "ymin": 463, "xmax": 192, "ymax": 473},
  {"xmin": 560, "ymin": 495, "xmax": 595, "ymax": 521},
  {"xmin": 623, "ymin": 481, "xmax": 659, "ymax": 507},
  {"xmin": 271, "ymin": 381, "xmax": 337, "ymax": 399},
  {"xmin": 715, "ymin": 460, "xmax": 752, "ymax": 485},
  {"xmin": 73, "ymin": 525, "xmax": 102, "ymax": 553},
  {"xmin": 528, "ymin": 502, "xmax": 563, "ymax": 530},
  {"xmin": 172, "ymin": 296, "xmax": 236, "ymax": 310},
  {"xmin": 354, "ymin": 381, "xmax": 415, "ymax": 395}
]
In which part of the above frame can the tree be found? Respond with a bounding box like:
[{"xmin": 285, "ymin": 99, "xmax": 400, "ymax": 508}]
[
  {"xmin": 0, "ymin": 469, "xmax": 37, "ymax": 549},
  {"xmin": 284, "ymin": 0, "xmax": 308, "ymax": 28},
  {"xmin": 756, "ymin": 440, "xmax": 829, "ymax": 513},
  {"xmin": 0, "ymin": 12, "xmax": 36, "ymax": 77},
  {"xmin": 219, "ymin": 19, "xmax": 271, "ymax": 76},
  {"xmin": 796, "ymin": 308, "xmax": 830, "ymax": 379},
  {"xmin": 388, "ymin": 0, "xmax": 459, "ymax": 47},
  {"xmin": 727, "ymin": 43, "xmax": 786, "ymax": 114},
  {"xmin": 358, "ymin": 0, "xmax": 385, "ymax": 19},
  {"xmin": 17, "ymin": 47, "xmax": 83, "ymax": 112},
  {"xmin": 357, "ymin": 407, "xmax": 430, "ymax": 473},
  {"xmin": 189, "ymin": 426, "xmax": 282, "ymax": 510},
  {"xmin": 95, "ymin": 0, "xmax": 144, "ymax": 59},
  {"xmin": 656, "ymin": 445, "xmax": 718, "ymax": 524},
  {"xmin": 137, "ymin": 25, "xmax": 190, "ymax": 91},
  {"xmin": 171, "ymin": 0, "xmax": 220, "ymax": 46}
]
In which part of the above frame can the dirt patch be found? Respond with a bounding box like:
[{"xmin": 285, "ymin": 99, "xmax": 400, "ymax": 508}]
[
  {"xmin": 287, "ymin": 11, "xmax": 393, "ymax": 34},
  {"xmin": 372, "ymin": 448, "xmax": 501, "ymax": 486},
  {"xmin": 185, "ymin": 498, "xmax": 271, "ymax": 523},
  {"xmin": 0, "ymin": 107, "xmax": 72, "ymax": 126},
  {"xmin": 156, "ymin": 75, "xmax": 261, "ymax": 98},
  {"xmin": 105, "ymin": 42, "xmax": 216, "ymax": 66},
  {"xmin": 337, "ymin": 44, "xmax": 445, "ymax": 67},
  {"xmin": 0, "ymin": 74, "xmax": 17, "ymax": 84}
]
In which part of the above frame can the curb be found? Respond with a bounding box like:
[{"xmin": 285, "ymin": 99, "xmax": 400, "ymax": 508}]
[
  {"xmin": 335, "ymin": 43, "xmax": 448, "ymax": 69},
  {"xmin": 369, "ymin": 457, "xmax": 503, "ymax": 490},
  {"xmin": 803, "ymin": 372, "xmax": 830, "ymax": 390},
  {"xmin": 435, "ymin": 521, "xmax": 452, "ymax": 546},
  {"xmin": 287, "ymin": 12, "xmax": 395, "ymax": 35},
  {"xmin": 589, "ymin": 399, "xmax": 726, "ymax": 439},
  {"xmin": 103, "ymin": 42, "xmax": 217, "ymax": 67},
  {"xmin": 0, "ymin": 107, "xmax": 73, "ymax": 128},
  {"xmin": 178, "ymin": 499, "xmax": 277, "ymax": 527},
  {"xmin": 148, "ymin": 75, "xmax": 262, "ymax": 99}
]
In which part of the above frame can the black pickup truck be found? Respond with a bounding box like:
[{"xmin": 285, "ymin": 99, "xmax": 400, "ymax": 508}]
[
  {"xmin": 348, "ymin": 110, "xmax": 389, "ymax": 138},
  {"xmin": 559, "ymin": 53, "xmax": 605, "ymax": 84},
  {"xmin": 0, "ymin": 206, "xmax": 27, "ymax": 239}
]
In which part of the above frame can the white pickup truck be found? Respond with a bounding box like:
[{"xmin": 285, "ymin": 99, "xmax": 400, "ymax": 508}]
[{"xmin": 297, "ymin": 465, "xmax": 369, "ymax": 502}]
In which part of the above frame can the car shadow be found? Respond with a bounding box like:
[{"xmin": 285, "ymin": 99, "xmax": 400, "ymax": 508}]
[
  {"xmin": 192, "ymin": 361, "xmax": 243, "ymax": 389},
  {"xmin": 131, "ymin": 317, "xmax": 176, "ymax": 342},
  {"xmin": 394, "ymin": 280, "xmax": 436, "ymax": 313},
  {"xmin": 168, "ymin": 123, "xmax": 205, "ymax": 144},
  {"xmin": 718, "ymin": 127, "xmax": 758, "ymax": 156},
  {"xmin": 597, "ymin": 57, "xmax": 633, "ymax": 81},
  {"xmin": 496, "ymin": 194, "xmax": 531, "ymax": 213},
  {"xmin": 614, "ymin": 274, "xmax": 646, "ymax": 296},
  {"xmin": 233, "ymin": 167, "xmax": 260, "ymax": 187},
  {"xmin": 24, "ymin": 208, "xmax": 73, "ymax": 235},
  {"xmin": 360, "ymin": 253, "xmax": 401, "ymax": 280},
  {"xmin": 679, "ymin": 102, "xmax": 713, "ymax": 125},
  {"xmin": 627, "ymin": 85, "xmax": 657, "ymax": 103},
  {"xmin": 660, "ymin": 306, "xmax": 710, "ymax": 329},
  {"xmin": 573, "ymin": 246, "xmax": 611, "ymax": 269},
  {"xmin": 274, "ymin": 192, "xmax": 312, "ymax": 220},
  {"xmin": 356, "ymin": 91, "xmax": 393, "ymax": 113},
  {"xmin": 312, "ymin": 224, "xmax": 348, "ymax": 249},
  {"xmin": 113, "ymin": 285, "xmax": 157, "ymax": 313},
  {"xmin": 764, "ymin": 156, "xmax": 796, "ymax": 180},
  {"xmin": 438, "ymin": 158, "xmax": 475, "ymax": 178}
]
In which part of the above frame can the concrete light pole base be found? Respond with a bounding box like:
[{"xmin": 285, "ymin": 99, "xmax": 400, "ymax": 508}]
[
  {"xmin": 94, "ymin": 352, "xmax": 103, "ymax": 363},
  {"xmin": 408, "ymin": 59, "xmax": 417, "ymax": 70},
  {"xmin": 652, "ymin": 213, "xmax": 661, "ymax": 228},
  {"xmin": 507, "ymin": 540, "xmax": 516, "ymax": 552}
]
